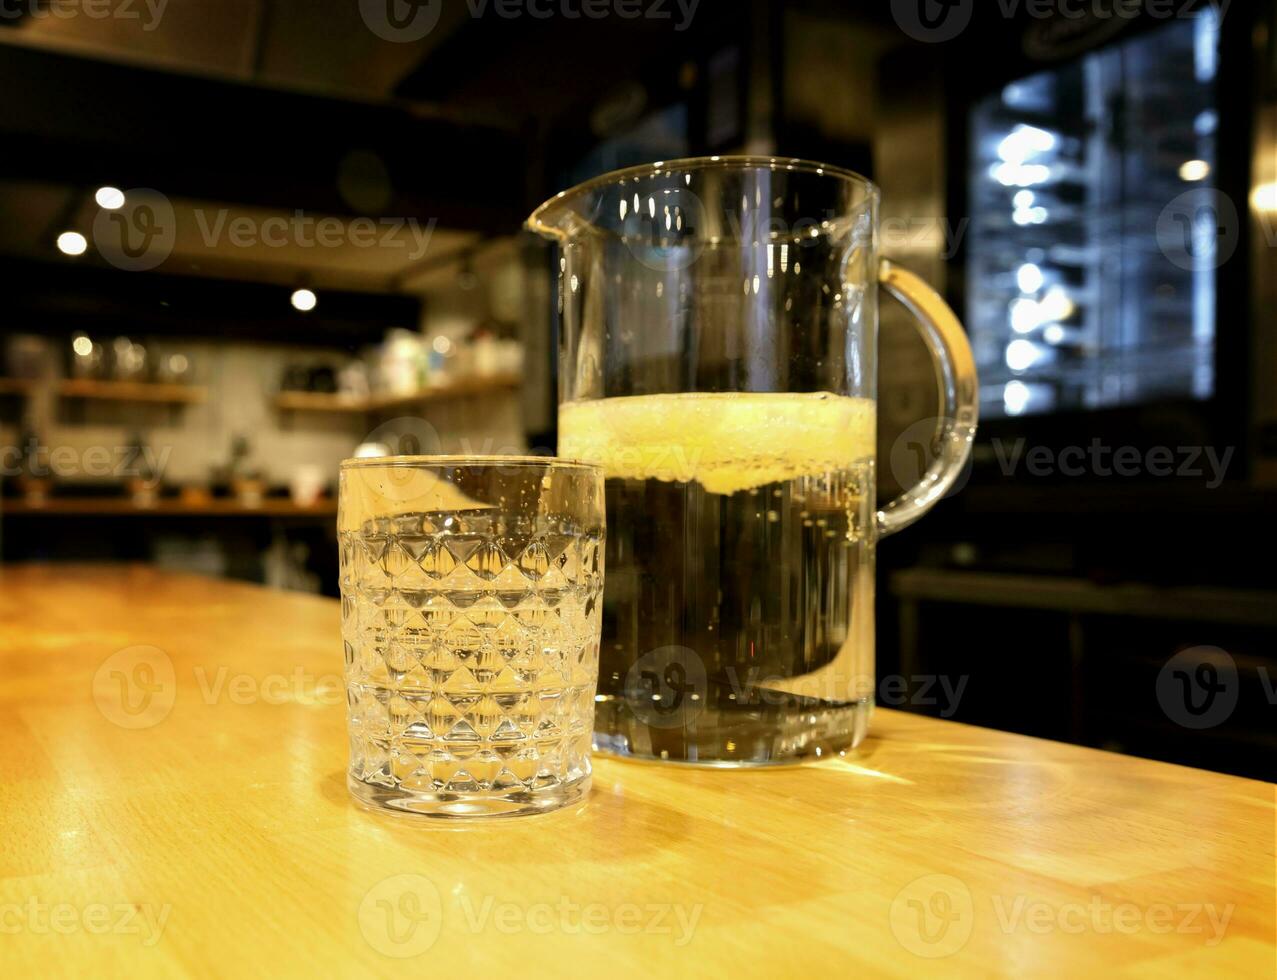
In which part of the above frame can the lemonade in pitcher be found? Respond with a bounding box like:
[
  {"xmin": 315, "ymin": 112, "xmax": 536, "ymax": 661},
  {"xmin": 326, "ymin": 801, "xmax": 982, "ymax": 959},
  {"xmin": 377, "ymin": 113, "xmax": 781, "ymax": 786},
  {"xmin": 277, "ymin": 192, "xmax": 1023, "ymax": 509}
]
[
  {"xmin": 530, "ymin": 157, "xmax": 978, "ymax": 766},
  {"xmin": 560, "ymin": 391, "xmax": 877, "ymax": 764}
]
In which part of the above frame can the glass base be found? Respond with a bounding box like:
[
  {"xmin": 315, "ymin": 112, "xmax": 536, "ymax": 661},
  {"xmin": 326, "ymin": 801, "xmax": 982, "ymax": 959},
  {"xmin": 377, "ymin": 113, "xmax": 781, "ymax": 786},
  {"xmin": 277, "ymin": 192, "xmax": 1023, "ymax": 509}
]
[
  {"xmin": 347, "ymin": 773, "xmax": 590, "ymax": 819},
  {"xmin": 592, "ymin": 698, "xmax": 873, "ymax": 767}
]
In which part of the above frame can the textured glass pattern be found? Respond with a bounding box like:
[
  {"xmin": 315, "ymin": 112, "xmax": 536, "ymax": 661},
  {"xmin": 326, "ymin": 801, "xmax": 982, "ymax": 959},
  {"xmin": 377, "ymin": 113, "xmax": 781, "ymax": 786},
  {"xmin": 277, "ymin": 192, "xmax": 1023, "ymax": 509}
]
[{"xmin": 339, "ymin": 460, "xmax": 604, "ymax": 817}]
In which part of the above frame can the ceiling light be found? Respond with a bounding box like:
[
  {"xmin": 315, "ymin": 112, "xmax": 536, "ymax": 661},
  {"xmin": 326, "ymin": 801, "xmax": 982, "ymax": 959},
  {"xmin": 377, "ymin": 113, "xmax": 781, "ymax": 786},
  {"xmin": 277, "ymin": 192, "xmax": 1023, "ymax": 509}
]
[
  {"xmin": 1251, "ymin": 182, "xmax": 1277, "ymax": 212},
  {"xmin": 95, "ymin": 186, "xmax": 126, "ymax": 210},
  {"xmin": 291, "ymin": 288, "xmax": 317, "ymax": 312},
  {"xmin": 1179, "ymin": 160, "xmax": 1211, "ymax": 183},
  {"xmin": 57, "ymin": 231, "xmax": 88, "ymax": 256}
]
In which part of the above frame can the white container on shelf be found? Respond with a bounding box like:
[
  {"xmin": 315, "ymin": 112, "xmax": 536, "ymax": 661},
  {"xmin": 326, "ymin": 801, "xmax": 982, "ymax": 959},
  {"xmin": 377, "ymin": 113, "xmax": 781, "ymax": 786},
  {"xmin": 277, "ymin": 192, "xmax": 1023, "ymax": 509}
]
[
  {"xmin": 379, "ymin": 329, "xmax": 426, "ymax": 395},
  {"xmin": 473, "ymin": 335, "xmax": 500, "ymax": 377},
  {"xmin": 290, "ymin": 465, "xmax": 326, "ymax": 507}
]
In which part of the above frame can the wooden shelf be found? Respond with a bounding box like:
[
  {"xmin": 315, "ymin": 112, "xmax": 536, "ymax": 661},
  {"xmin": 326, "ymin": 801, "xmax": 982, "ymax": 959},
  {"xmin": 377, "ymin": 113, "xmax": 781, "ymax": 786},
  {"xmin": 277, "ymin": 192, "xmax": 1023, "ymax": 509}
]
[
  {"xmin": 57, "ymin": 379, "xmax": 208, "ymax": 404},
  {"xmin": 1, "ymin": 498, "xmax": 336, "ymax": 517},
  {"xmin": 275, "ymin": 374, "xmax": 521, "ymax": 413},
  {"xmin": 0, "ymin": 378, "xmax": 35, "ymax": 396},
  {"xmin": 273, "ymin": 391, "xmax": 370, "ymax": 413}
]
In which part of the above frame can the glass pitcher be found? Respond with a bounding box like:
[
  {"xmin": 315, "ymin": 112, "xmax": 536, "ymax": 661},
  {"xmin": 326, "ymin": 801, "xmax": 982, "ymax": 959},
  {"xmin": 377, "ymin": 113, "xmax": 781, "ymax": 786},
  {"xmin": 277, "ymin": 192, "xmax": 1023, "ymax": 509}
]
[{"xmin": 528, "ymin": 156, "xmax": 977, "ymax": 765}]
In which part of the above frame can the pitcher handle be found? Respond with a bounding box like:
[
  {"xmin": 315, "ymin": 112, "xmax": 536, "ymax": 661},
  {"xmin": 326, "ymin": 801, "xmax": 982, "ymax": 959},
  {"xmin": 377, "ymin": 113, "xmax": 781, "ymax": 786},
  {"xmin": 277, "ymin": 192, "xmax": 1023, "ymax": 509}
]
[{"xmin": 876, "ymin": 259, "xmax": 980, "ymax": 537}]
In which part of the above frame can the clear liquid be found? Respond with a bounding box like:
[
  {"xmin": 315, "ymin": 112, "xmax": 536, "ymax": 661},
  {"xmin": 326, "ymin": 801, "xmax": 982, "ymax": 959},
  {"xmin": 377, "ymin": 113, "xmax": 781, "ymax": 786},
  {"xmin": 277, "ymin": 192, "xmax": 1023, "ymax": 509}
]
[
  {"xmin": 339, "ymin": 511, "xmax": 604, "ymax": 815},
  {"xmin": 560, "ymin": 393, "xmax": 876, "ymax": 765}
]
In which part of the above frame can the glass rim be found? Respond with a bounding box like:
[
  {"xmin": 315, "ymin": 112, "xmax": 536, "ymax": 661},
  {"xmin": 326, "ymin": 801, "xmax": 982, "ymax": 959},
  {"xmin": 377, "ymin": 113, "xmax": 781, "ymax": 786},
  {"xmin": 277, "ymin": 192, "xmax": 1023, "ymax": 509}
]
[
  {"xmin": 525, "ymin": 154, "xmax": 880, "ymax": 235},
  {"xmin": 340, "ymin": 454, "xmax": 602, "ymax": 472}
]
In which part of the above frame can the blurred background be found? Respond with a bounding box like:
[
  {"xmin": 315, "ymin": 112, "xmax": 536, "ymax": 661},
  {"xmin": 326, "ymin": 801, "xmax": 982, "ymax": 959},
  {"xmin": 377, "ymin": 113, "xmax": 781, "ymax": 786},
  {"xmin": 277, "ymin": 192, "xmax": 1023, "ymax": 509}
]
[{"xmin": 0, "ymin": 0, "xmax": 1272, "ymax": 778}]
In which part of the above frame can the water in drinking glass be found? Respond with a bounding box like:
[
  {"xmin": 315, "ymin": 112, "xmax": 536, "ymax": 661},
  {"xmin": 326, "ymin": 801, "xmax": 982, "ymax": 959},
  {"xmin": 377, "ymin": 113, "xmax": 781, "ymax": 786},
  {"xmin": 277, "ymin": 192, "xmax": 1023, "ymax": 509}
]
[
  {"xmin": 339, "ymin": 459, "xmax": 604, "ymax": 817},
  {"xmin": 559, "ymin": 391, "xmax": 876, "ymax": 765}
]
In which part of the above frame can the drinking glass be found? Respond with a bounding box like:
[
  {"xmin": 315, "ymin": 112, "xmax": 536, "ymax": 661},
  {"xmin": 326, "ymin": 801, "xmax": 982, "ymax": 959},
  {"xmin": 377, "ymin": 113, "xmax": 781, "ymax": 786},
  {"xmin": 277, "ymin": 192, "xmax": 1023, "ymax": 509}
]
[
  {"xmin": 528, "ymin": 156, "xmax": 978, "ymax": 766},
  {"xmin": 339, "ymin": 457, "xmax": 605, "ymax": 816}
]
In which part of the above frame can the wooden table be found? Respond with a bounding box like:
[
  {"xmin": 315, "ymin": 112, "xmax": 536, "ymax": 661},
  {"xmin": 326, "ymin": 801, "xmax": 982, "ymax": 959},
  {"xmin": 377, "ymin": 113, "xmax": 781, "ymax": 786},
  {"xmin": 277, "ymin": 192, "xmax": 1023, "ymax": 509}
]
[{"xmin": 0, "ymin": 565, "xmax": 1271, "ymax": 977}]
